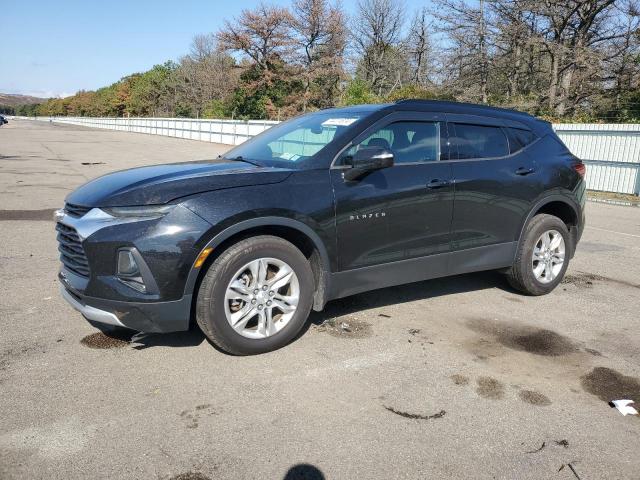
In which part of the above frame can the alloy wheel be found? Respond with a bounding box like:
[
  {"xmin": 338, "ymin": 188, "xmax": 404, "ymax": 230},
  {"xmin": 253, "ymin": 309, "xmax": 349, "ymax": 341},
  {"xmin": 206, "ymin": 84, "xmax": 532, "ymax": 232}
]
[
  {"xmin": 531, "ymin": 229, "xmax": 565, "ymax": 284},
  {"xmin": 223, "ymin": 257, "xmax": 299, "ymax": 339}
]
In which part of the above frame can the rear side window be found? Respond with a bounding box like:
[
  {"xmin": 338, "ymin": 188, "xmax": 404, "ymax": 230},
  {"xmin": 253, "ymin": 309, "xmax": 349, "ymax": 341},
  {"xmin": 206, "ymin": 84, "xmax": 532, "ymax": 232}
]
[
  {"xmin": 505, "ymin": 127, "xmax": 536, "ymax": 153},
  {"xmin": 450, "ymin": 123, "xmax": 509, "ymax": 159}
]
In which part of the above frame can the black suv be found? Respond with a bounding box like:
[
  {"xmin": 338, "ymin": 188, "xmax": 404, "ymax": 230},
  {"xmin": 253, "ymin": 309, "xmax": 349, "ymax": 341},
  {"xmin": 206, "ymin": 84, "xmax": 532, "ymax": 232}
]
[{"xmin": 57, "ymin": 100, "xmax": 585, "ymax": 355}]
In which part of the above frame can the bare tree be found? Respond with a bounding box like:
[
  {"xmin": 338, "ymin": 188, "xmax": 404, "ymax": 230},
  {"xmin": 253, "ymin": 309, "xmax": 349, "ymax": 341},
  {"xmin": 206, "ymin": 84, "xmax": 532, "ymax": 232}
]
[
  {"xmin": 290, "ymin": 0, "xmax": 347, "ymax": 110},
  {"xmin": 189, "ymin": 33, "xmax": 218, "ymax": 61},
  {"xmin": 489, "ymin": 0, "xmax": 547, "ymax": 106},
  {"xmin": 176, "ymin": 35, "xmax": 239, "ymax": 117},
  {"xmin": 432, "ymin": 0, "xmax": 493, "ymax": 103},
  {"xmin": 352, "ymin": 0, "xmax": 410, "ymax": 96},
  {"xmin": 532, "ymin": 0, "xmax": 621, "ymax": 115},
  {"xmin": 604, "ymin": 0, "xmax": 640, "ymax": 112},
  {"xmin": 406, "ymin": 7, "xmax": 433, "ymax": 87}
]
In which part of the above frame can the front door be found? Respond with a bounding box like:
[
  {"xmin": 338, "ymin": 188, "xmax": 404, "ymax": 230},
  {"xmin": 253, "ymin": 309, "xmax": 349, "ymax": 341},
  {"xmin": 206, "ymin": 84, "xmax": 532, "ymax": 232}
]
[{"xmin": 330, "ymin": 112, "xmax": 454, "ymax": 271}]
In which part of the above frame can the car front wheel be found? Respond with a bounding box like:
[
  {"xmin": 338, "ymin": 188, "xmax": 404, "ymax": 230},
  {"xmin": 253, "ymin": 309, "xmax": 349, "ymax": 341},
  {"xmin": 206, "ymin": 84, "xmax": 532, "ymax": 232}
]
[{"xmin": 196, "ymin": 235, "xmax": 314, "ymax": 355}]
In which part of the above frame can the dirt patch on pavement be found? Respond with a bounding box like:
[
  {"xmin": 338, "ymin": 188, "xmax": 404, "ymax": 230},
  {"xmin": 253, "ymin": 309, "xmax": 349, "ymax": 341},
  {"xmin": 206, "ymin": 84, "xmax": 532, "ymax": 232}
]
[
  {"xmin": 519, "ymin": 390, "xmax": 552, "ymax": 406},
  {"xmin": 0, "ymin": 343, "xmax": 46, "ymax": 374},
  {"xmin": 451, "ymin": 374, "xmax": 469, "ymax": 386},
  {"xmin": 80, "ymin": 331, "xmax": 132, "ymax": 349},
  {"xmin": 562, "ymin": 272, "xmax": 606, "ymax": 288},
  {"xmin": 0, "ymin": 209, "xmax": 56, "ymax": 221},
  {"xmin": 466, "ymin": 318, "xmax": 578, "ymax": 357},
  {"xmin": 581, "ymin": 367, "xmax": 640, "ymax": 403},
  {"xmin": 179, "ymin": 404, "xmax": 218, "ymax": 429},
  {"xmin": 315, "ymin": 319, "xmax": 372, "ymax": 338},
  {"xmin": 476, "ymin": 376, "xmax": 505, "ymax": 400},
  {"xmin": 563, "ymin": 272, "xmax": 640, "ymax": 290},
  {"xmin": 501, "ymin": 329, "xmax": 577, "ymax": 356}
]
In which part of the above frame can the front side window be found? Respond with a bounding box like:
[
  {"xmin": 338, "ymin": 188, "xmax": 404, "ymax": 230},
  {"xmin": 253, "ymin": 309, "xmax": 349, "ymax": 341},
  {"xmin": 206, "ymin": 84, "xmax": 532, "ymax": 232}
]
[
  {"xmin": 450, "ymin": 123, "xmax": 509, "ymax": 159},
  {"xmin": 340, "ymin": 121, "xmax": 443, "ymax": 165},
  {"xmin": 225, "ymin": 112, "xmax": 363, "ymax": 165}
]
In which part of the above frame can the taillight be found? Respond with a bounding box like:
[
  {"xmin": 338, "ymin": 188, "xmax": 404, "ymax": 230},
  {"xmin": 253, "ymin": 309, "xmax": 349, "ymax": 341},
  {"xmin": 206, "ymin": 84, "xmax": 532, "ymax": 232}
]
[{"xmin": 573, "ymin": 161, "xmax": 586, "ymax": 177}]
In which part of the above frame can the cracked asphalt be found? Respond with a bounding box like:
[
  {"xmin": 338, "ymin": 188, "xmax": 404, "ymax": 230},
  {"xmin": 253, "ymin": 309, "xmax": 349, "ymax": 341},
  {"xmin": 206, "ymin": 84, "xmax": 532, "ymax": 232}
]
[{"xmin": 1, "ymin": 119, "xmax": 639, "ymax": 479}]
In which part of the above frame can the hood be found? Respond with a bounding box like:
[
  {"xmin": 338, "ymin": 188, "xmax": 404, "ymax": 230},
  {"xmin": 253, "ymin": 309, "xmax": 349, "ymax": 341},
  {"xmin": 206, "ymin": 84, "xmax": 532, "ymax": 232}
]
[{"xmin": 65, "ymin": 160, "xmax": 293, "ymax": 207}]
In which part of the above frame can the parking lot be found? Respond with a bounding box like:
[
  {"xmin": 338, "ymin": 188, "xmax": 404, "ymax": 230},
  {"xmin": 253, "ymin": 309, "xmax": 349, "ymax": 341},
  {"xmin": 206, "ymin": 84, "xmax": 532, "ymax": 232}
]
[{"xmin": 1, "ymin": 119, "xmax": 639, "ymax": 479}]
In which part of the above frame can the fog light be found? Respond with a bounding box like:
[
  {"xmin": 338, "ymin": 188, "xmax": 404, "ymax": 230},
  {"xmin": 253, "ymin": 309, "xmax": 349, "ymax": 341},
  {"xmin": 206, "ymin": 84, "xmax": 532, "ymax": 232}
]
[
  {"xmin": 116, "ymin": 248, "xmax": 151, "ymax": 294},
  {"xmin": 117, "ymin": 250, "xmax": 139, "ymax": 276}
]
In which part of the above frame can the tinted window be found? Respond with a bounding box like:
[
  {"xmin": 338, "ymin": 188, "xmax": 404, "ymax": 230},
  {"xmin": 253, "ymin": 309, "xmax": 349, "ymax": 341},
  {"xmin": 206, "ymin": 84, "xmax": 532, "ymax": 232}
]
[
  {"xmin": 227, "ymin": 112, "xmax": 363, "ymax": 164},
  {"xmin": 341, "ymin": 121, "xmax": 444, "ymax": 165},
  {"xmin": 450, "ymin": 123, "xmax": 509, "ymax": 159},
  {"xmin": 505, "ymin": 127, "xmax": 536, "ymax": 153}
]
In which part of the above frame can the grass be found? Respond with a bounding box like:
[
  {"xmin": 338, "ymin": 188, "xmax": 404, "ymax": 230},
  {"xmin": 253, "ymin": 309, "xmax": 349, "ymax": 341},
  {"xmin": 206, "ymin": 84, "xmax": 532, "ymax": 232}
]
[{"xmin": 587, "ymin": 190, "xmax": 640, "ymax": 206}]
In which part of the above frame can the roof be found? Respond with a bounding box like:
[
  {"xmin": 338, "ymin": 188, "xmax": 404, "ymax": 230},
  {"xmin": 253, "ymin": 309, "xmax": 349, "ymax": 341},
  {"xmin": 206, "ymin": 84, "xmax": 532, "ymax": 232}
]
[
  {"xmin": 393, "ymin": 99, "xmax": 536, "ymax": 119},
  {"xmin": 313, "ymin": 100, "xmax": 545, "ymax": 132}
]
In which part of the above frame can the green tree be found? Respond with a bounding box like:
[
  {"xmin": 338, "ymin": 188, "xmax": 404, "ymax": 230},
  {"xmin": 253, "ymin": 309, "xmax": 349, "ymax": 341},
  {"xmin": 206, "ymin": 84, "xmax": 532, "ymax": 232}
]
[
  {"xmin": 341, "ymin": 79, "xmax": 379, "ymax": 105},
  {"xmin": 202, "ymin": 99, "xmax": 228, "ymax": 118},
  {"xmin": 128, "ymin": 62, "xmax": 177, "ymax": 116}
]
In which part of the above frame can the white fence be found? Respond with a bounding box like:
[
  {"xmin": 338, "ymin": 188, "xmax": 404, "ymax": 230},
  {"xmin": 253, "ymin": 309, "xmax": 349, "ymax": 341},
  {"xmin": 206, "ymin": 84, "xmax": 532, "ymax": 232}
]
[
  {"xmin": 13, "ymin": 115, "xmax": 640, "ymax": 195},
  {"xmin": 26, "ymin": 116, "xmax": 279, "ymax": 146},
  {"xmin": 552, "ymin": 124, "xmax": 640, "ymax": 195}
]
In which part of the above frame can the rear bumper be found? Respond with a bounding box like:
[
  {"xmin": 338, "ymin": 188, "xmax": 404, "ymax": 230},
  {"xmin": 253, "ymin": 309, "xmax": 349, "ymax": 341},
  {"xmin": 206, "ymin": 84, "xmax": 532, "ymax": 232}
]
[{"xmin": 59, "ymin": 282, "xmax": 192, "ymax": 333}]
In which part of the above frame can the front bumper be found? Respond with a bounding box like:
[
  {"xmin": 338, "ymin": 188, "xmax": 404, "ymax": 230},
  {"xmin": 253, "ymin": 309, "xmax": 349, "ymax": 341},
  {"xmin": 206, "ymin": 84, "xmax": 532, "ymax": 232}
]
[
  {"xmin": 60, "ymin": 286, "xmax": 125, "ymax": 327},
  {"xmin": 55, "ymin": 203, "xmax": 212, "ymax": 332},
  {"xmin": 60, "ymin": 281, "xmax": 192, "ymax": 333}
]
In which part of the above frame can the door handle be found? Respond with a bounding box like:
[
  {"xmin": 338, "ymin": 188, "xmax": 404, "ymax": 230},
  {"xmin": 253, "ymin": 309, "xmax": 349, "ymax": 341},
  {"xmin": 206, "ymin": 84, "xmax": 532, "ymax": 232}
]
[
  {"xmin": 515, "ymin": 167, "xmax": 535, "ymax": 176},
  {"xmin": 426, "ymin": 179, "xmax": 450, "ymax": 189}
]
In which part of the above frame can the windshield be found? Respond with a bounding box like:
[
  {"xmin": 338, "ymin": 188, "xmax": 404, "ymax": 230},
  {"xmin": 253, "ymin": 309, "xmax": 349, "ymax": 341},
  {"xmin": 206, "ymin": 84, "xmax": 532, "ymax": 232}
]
[{"xmin": 224, "ymin": 112, "xmax": 363, "ymax": 167}]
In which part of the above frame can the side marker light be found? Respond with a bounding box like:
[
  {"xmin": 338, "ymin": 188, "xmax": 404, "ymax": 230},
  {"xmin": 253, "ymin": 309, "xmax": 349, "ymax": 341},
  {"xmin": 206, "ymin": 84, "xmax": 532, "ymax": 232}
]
[{"xmin": 194, "ymin": 247, "xmax": 214, "ymax": 268}]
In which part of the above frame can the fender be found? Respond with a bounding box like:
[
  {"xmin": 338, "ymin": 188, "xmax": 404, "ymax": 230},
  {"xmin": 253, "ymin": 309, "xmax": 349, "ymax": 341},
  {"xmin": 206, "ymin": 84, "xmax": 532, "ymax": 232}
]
[
  {"xmin": 515, "ymin": 193, "xmax": 581, "ymax": 258},
  {"xmin": 182, "ymin": 216, "xmax": 332, "ymax": 309}
]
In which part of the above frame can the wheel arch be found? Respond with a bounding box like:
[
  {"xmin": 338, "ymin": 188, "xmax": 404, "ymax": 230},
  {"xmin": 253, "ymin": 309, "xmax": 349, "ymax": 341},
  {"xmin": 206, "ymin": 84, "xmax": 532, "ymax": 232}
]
[
  {"xmin": 184, "ymin": 217, "xmax": 332, "ymax": 316},
  {"xmin": 517, "ymin": 194, "xmax": 581, "ymax": 257}
]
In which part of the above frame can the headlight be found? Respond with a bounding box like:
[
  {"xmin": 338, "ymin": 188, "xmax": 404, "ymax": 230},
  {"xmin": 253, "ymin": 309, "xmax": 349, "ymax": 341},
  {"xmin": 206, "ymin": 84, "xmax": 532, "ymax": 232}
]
[{"xmin": 101, "ymin": 205, "xmax": 175, "ymax": 219}]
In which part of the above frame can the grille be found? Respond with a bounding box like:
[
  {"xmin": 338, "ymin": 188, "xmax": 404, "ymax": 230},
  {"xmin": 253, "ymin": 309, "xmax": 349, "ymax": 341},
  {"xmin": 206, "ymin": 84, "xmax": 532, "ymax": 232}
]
[
  {"xmin": 64, "ymin": 203, "xmax": 91, "ymax": 218},
  {"xmin": 56, "ymin": 222, "xmax": 90, "ymax": 277}
]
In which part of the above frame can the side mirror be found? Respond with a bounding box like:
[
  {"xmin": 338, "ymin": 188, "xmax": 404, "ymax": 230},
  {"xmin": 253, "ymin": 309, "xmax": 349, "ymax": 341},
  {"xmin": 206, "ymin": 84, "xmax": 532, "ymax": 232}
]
[{"xmin": 344, "ymin": 147, "xmax": 394, "ymax": 181}]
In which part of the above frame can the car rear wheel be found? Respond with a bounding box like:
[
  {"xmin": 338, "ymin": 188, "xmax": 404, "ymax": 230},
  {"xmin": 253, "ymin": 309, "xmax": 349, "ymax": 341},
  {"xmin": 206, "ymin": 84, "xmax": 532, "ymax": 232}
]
[
  {"xmin": 196, "ymin": 235, "xmax": 314, "ymax": 355},
  {"xmin": 506, "ymin": 214, "xmax": 571, "ymax": 295}
]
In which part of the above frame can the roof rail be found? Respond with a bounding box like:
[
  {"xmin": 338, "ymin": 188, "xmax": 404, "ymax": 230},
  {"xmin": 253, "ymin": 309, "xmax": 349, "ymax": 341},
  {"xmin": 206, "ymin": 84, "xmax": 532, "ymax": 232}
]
[{"xmin": 394, "ymin": 98, "xmax": 535, "ymax": 118}]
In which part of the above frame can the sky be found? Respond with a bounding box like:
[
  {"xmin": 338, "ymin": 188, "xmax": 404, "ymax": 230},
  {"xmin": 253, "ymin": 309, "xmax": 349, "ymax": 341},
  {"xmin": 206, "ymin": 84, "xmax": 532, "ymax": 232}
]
[{"xmin": 0, "ymin": 0, "xmax": 432, "ymax": 99}]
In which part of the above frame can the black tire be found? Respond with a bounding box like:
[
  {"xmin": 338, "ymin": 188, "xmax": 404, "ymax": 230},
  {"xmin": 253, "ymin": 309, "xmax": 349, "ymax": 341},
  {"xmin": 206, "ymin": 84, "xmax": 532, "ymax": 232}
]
[
  {"xmin": 506, "ymin": 214, "xmax": 571, "ymax": 295},
  {"xmin": 196, "ymin": 235, "xmax": 314, "ymax": 355}
]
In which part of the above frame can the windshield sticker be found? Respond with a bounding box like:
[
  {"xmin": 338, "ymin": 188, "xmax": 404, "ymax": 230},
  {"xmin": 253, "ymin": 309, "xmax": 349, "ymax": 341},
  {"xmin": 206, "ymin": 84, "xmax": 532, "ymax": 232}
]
[
  {"xmin": 279, "ymin": 152, "xmax": 302, "ymax": 161},
  {"xmin": 321, "ymin": 118, "xmax": 359, "ymax": 127}
]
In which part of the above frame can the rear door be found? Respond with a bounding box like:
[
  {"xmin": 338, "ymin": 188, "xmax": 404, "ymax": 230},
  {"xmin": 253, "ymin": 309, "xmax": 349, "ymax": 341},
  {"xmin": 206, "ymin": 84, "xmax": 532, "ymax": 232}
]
[
  {"xmin": 331, "ymin": 112, "xmax": 454, "ymax": 271},
  {"xmin": 447, "ymin": 115, "xmax": 539, "ymax": 253}
]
